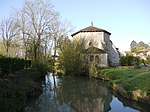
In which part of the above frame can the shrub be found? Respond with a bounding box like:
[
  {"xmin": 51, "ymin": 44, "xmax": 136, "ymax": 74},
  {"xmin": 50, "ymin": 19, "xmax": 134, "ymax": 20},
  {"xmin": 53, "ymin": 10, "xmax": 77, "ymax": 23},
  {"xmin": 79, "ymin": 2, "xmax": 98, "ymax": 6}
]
[
  {"xmin": 0, "ymin": 79, "xmax": 26, "ymax": 112},
  {"xmin": 146, "ymin": 56, "xmax": 150, "ymax": 65},
  {"xmin": 0, "ymin": 56, "xmax": 31, "ymax": 75},
  {"xmin": 120, "ymin": 55, "xmax": 141, "ymax": 67},
  {"xmin": 32, "ymin": 62, "xmax": 48, "ymax": 77},
  {"xmin": 58, "ymin": 40, "xmax": 87, "ymax": 76}
]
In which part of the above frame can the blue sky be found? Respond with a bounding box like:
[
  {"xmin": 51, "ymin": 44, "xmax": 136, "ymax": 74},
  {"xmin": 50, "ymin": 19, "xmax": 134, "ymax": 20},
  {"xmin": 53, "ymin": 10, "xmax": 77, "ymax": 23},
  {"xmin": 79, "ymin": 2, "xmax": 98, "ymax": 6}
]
[{"xmin": 0, "ymin": 0, "xmax": 150, "ymax": 51}]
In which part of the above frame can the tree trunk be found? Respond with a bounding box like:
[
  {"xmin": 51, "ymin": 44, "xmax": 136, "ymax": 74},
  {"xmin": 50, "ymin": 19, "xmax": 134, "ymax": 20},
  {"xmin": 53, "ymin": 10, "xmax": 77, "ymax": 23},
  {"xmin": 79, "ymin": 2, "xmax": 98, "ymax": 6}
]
[{"xmin": 52, "ymin": 37, "xmax": 57, "ymax": 73}]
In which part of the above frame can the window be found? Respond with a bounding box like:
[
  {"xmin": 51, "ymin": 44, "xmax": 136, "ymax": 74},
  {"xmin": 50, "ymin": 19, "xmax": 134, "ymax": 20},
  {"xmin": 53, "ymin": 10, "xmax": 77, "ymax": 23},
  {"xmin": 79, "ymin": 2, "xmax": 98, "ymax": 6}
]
[
  {"xmin": 89, "ymin": 55, "xmax": 94, "ymax": 62},
  {"xmin": 95, "ymin": 55, "xmax": 99, "ymax": 62}
]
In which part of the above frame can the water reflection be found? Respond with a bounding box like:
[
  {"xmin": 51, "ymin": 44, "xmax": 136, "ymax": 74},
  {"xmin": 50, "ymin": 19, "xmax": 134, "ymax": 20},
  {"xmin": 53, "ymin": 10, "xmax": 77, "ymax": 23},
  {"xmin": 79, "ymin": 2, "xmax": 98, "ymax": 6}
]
[
  {"xmin": 56, "ymin": 76, "xmax": 112, "ymax": 112},
  {"xmin": 24, "ymin": 73, "xmax": 150, "ymax": 112}
]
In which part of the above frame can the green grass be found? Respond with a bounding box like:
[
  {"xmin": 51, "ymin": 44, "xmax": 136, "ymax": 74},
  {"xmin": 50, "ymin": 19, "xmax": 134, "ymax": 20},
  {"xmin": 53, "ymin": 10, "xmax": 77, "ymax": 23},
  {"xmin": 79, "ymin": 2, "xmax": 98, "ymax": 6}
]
[{"xmin": 99, "ymin": 68, "xmax": 150, "ymax": 94}]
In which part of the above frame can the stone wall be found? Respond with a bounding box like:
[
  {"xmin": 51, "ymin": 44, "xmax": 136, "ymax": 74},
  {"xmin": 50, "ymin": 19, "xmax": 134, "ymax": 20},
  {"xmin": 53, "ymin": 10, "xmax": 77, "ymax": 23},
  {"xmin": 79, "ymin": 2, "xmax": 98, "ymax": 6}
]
[
  {"xmin": 73, "ymin": 31, "xmax": 120, "ymax": 66},
  {"xmin": 99, "ymin": 53, "xmax": 108, "ymax": 67},
  {"xmin": 87, "ymin": 53, "xmax": 108, "ymax": 67},
  {"xmin": 104, "ymin": 33, "xmax": 120, "ymax": 66},
  {"xmin": 73, "ymin": 32, "xmax": 104, "ymax": 49}
]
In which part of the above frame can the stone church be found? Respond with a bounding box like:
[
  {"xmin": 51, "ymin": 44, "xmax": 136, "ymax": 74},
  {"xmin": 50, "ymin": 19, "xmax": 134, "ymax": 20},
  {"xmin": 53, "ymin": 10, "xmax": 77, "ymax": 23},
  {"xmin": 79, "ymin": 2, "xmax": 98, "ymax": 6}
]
[{"xmin": 71, "ymin": 23, "xmax": 120, "ymax": 67}]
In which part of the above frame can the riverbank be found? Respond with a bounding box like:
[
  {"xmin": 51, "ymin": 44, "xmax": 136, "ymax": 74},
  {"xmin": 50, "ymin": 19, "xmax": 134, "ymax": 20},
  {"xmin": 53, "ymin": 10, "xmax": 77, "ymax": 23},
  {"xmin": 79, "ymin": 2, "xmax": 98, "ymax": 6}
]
[
  {"xmin": 96, "ymin": 67, "xmax": 150, "ymax": 104},
  {"xmin": 0, "ymin": 67, "xmax": 47, "ymax": 112}
]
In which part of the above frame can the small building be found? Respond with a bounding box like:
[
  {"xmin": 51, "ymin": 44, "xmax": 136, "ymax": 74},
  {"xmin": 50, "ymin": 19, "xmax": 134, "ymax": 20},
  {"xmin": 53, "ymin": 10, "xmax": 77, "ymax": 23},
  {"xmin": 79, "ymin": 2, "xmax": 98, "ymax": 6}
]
[{"xmin": 71, "ymin": 23, "xmax": 120, "ymax": 67}]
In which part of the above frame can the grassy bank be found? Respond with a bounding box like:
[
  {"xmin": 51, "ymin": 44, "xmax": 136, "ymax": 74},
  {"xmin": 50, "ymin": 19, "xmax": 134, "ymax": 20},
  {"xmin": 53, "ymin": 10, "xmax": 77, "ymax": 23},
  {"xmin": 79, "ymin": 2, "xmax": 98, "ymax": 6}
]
[
  {"xmin": 98, "ymin": 68, "xmax": 150, "ymax": 104},
  {"xmin": 0, "ymin": 63, "xmax": 47, "ymax": 112}
]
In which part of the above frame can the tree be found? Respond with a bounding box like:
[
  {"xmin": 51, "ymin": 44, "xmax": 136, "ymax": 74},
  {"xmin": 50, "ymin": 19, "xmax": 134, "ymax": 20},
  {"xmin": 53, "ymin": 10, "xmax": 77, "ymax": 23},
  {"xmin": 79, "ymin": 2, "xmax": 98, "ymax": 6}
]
[
  {"xmin": 49, "ymin": 19, "xmax": 72, "ymax": 72},
  {"xmin": 137, "ymin": 41, "xmax": 149, "ymax": 50},
  {"xmin": 0, "ymin": 17, "xmax": 19, "ymax": 56},
  {"xmin": 15, "ymin": 0, "xmax": 72, "ymax": 63},
  {"xmin": 130, "ymin": 40, "xmax": 137, "ymax": 52},
  {"xmin": 58, "ymin": 39, "xmax": 88, "ymax": 75},
  {"xmin": 15, "ymin": 9, "xmax": 31, "ymax": 60},
  {"xmin": 16, "ymin": 0, "xmax": 59, "ymax": 62},
  {"xmin": 130, "ymin": 40, "xmax": 150, "ymax": 53}
]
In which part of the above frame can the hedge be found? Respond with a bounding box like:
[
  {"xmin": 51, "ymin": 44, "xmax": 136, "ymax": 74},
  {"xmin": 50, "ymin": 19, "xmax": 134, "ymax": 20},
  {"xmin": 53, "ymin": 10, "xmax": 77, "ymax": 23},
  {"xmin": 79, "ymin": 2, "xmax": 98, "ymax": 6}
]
[{"xmin": 0, "ymin": 56, "xmax": 31, "ymax": 75}]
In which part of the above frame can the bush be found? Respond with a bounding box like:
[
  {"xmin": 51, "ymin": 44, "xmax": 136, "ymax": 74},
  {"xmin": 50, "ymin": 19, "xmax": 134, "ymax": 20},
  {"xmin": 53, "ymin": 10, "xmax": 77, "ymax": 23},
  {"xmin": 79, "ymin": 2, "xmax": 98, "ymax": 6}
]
[
  {"xmin": 32, "ymin": 62, "xmax": 48, "ymax": 77},
  {"xmin": 146, "ymin": 56, "xmax": 150, "ymax": 65},
  {"xmin": 0, "ymin": 56, "xmax": 31, "ymax": 75},
  {"xmin": 0, "ymin": 67, "xmax": 45, "ymax": 112},
  {"xmin": 0, "ymin": 79, "xmax": 26, "ymax": 112},
  {"xmin": 58, "ymin": 40, "xmax": 88, "ymax": 76},
  {"xmin": 120, "ymin": 55, "xmax": 141, "ymax": 67}
]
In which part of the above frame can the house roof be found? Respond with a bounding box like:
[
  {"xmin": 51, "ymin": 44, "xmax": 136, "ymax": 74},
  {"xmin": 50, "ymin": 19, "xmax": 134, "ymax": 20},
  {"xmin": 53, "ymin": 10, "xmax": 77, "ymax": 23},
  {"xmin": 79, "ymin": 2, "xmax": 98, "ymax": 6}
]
[
  {"xmin": 85, "ymin": 46, "xmax": 108, "ymax": 54},
  {"xmin": 71, "ymin": 25, "xmax": 111, "ymax": 36}
]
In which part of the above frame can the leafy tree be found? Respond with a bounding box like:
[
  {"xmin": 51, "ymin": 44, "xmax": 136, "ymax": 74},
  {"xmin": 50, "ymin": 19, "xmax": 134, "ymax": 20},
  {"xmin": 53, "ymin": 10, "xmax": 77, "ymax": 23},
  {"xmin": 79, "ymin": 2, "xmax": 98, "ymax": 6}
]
[
  {"xmin": 130, "ymin": 40, "xmax": 150, "ymax": 53},
  {"xmin": 137, "ymin": 41, "xmax": 149, "ymax": 50},
  {"xmin": 130, "ymin": 40, "xmax": 137, "ymax": 52},
  {"xmin": 58, "ymin": 39, "xmax": 88, "ymax": 75},
  {"xmin": 50, "ymin": 20, "xmax": 72, "ymax": 72}
]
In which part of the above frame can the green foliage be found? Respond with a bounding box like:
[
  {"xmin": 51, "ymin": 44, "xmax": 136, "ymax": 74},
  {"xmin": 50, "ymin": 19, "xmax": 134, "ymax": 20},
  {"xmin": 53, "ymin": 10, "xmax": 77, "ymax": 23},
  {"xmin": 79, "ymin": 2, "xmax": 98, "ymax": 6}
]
[
  {"xmin": 137, "ymin": 41, "xmax": 149, "ymax": 49},
  {"xmin": 130, "ymin": 40, "xmax": 137, "ymax": 51},
  {"xmin": 131, "ymin": 48, "xmax": 138, "ymax": 53},
  {"xmin": 146, "ymin": 56, "xmax": 150, "ymax": 65},
  {"xmin": 0, "ymin": 56, "xmax": 31, "ymax": 75},
  {"xmin": 0, "ymin": 67, "xmax": 45, "ymax": 112},
  {"xmin": 120, "ymin": 55, "xmax": 141, "ymax": 67},
  {"xmin": 58, "ymin": 39, "xmax": 105, "ymax": 77},
  {"xmin": 58, "ymin": 39, "xmax": 88, "ymax": 76},
  {"xmin": 32, "ymin": 61, "xmax": 48, "ymax": 77},
  {"xmin": 130, "ymin": 40, "xmax": 150, "ymax": 52},
  {"xmin": 25, "ymin": 59, "xmax": 32, "ymax": 68},
  {"xmin": 88, "ymin": 62, "xmax": 98, "ymax": 78},
  {"xmin": 0, "ymin": 79, "xmax": 27, "ymax": 112}
]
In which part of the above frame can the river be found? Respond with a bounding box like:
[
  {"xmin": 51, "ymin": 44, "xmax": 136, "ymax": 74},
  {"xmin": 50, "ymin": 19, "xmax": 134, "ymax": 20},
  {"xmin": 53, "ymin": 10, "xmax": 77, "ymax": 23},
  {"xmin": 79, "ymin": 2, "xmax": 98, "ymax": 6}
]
[{"xmin": 23, "ymin": 73, "xmax": 150, "ymax": 112}]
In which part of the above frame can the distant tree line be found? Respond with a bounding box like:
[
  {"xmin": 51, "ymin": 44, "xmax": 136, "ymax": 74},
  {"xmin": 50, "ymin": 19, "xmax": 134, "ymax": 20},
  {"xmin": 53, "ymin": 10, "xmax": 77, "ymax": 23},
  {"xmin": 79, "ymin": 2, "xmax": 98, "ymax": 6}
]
[
  {"xmin": 130, "ymin": 40, "xmax": 149, "ymax": 52},
  {"xmin": 120, "ymin": 40, "xmax": 150, "ymax": 67}
]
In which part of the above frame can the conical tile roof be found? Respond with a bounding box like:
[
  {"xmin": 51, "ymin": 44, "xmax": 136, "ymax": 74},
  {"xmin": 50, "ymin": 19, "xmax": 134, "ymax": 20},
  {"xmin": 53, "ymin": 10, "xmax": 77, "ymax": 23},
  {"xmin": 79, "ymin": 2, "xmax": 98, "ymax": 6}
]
[{"xmin": 71, "ymin": 25, "xmax": 111, "ymax": 36}]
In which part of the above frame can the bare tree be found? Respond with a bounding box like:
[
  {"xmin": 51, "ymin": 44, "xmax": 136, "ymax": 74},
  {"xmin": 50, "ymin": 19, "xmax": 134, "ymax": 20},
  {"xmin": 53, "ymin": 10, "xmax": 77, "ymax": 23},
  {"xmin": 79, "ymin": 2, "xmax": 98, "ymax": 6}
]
[
  {"xmin": 13, "ymin": 0, "xmax": 73, "ymax": 64},
  {"xmin": 0, "ymin": 17, "xmax": 19, "ymax": 56},
  {"xmin": 15, "ymin": 9, "xmax": 32, "ymax": 60},
  {"xmin": 15, "ymin": 0, "xmax": 59, "ymax": 61}
]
